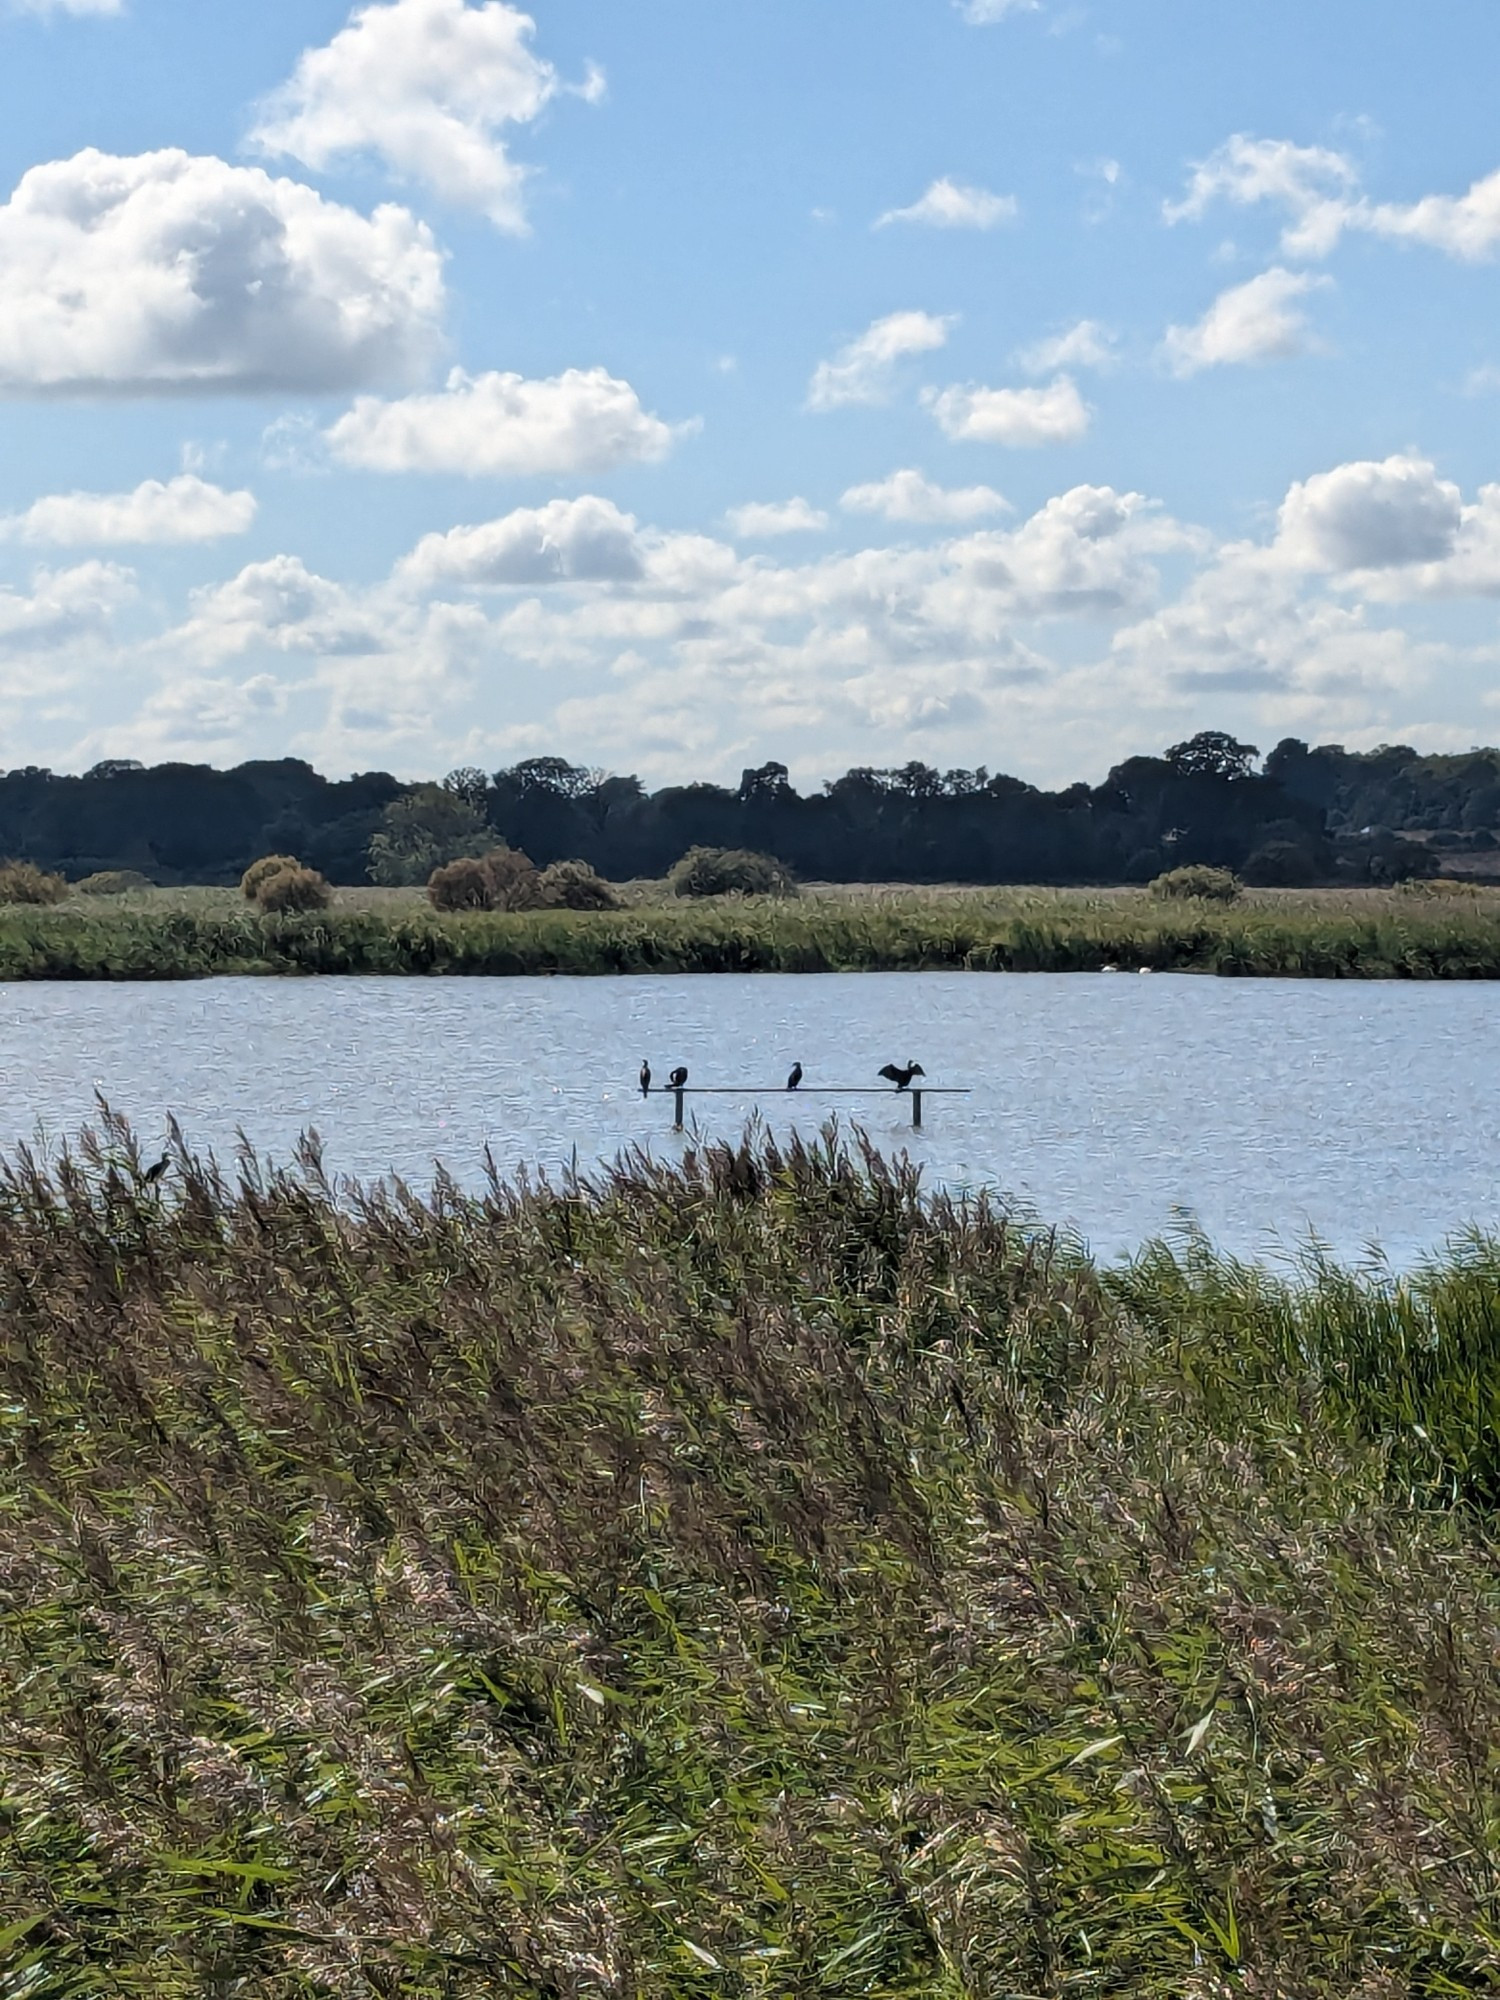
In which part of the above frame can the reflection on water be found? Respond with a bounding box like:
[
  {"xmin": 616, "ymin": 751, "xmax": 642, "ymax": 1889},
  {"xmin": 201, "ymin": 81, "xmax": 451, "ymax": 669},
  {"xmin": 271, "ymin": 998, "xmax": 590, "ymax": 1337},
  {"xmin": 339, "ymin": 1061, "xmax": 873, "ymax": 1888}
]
[{"xmin": 0, "ymin": 972, "xmax": 1495, "ymax": 1264}]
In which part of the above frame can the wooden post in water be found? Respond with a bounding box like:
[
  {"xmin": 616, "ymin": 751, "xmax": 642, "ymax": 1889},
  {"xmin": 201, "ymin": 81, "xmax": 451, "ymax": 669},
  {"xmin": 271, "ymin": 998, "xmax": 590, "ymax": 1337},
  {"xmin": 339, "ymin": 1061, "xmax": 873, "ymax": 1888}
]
[
  {"xmin": 911, "ymin": 1089, "xmax": 923, "ymax": 1131},
  {"xmin": 673, "ymin": 1087, "xmax": 686, "ymax": 1132}
]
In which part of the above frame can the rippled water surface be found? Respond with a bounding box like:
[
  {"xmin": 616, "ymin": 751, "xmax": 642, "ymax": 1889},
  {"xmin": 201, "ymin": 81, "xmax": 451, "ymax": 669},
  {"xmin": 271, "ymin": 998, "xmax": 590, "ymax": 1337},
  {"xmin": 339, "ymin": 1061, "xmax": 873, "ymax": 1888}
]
[{"xmin": 0, "ymin": 973, "xmax": 1495, "ymax": 1263}]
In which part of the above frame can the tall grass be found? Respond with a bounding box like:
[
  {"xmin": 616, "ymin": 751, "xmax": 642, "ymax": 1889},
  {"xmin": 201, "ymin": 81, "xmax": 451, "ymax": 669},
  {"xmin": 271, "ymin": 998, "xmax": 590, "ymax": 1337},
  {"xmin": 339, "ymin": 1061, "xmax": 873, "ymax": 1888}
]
[
  {"xmin": 0, "ymin": 888, "xmax": 1499, "ymax": 978},
  {"xmin": 1, "ymin": 1114, "xmax": 1498, "ymax": 1994}
]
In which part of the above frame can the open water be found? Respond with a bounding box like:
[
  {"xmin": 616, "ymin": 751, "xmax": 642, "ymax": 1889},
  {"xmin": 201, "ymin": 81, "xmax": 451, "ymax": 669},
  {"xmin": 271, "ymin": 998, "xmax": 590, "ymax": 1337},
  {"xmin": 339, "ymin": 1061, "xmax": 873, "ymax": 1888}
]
[{"xmin": 0, "ymin": 972, "xmax": 1495, "ymax": 1265}]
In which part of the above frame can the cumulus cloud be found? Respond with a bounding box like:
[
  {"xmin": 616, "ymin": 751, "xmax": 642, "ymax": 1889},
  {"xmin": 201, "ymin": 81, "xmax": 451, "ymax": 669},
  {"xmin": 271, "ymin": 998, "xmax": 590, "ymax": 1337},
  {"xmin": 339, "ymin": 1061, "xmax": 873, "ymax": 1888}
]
[
  {"xmin": 840, "ymin": 469, "xmax": 1009, "ymax": 524},
  {"xmin": 1, "ymin": 475, "xmax": 257, "ymax": 546},
  {"xmin": 925, "ymin": 375, "xmax": 1091, "ymax": 447},
  {"xmin": 1167, "ymin": 133, "xmax": 1500, "ymax": 264},
  {"xmin": 1015, "ymin": 320, "xmax": 1116, "ymax": 375},
  {"xmin": 807, "ymin": 310, "xmax": 953, "ymax": 411},
  {"xmin": 1163, "ymin": 268, "xmax": 1329, "ymax": 375},
  {"xmin": 0, "ymin": 149, "xmax": 444, "ymax": 394},
  {"xmin": 397, "ymin": 496, "xmax": 645, "ymax": 589},
  {"xmin": 1277, "ymin": 456, "xmax": 1463, "ymax": 573},
  {"xmin": 324, "ymin": 366, "xmax": 679, "ymax": 475},
  {"xmin": 726, "ymin": 498, "xmax": 829, "ymax": 538},
  {"xmin": 0, "ymin": 561, "xmax": 135, "ymax": 659},
  {"xmin": 250, "ymin": 0, "xmax": 596, "ymax": 232},
  {"xmin": 876, "ymin": 178, "xmax": 1017, "ymax": 230}
]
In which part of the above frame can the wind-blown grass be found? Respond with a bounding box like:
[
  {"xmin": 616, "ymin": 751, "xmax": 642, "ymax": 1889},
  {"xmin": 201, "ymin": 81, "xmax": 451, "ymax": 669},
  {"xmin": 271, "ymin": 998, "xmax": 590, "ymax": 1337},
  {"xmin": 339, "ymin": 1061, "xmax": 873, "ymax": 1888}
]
[
  {"xmin": 1, "ymin": 1114, "xmax": 1498, "ymax": 1995},
  {"xmin": 0, "ymin": 884, "xmax": 1499, "ymax": 978}
]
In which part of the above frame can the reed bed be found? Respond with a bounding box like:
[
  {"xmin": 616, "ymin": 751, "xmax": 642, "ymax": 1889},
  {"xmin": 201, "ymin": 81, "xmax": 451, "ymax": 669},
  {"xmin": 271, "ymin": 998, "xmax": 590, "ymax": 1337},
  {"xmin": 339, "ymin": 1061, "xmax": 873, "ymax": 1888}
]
[
  {"xmin": 1, "ymin": 1114, "xmax": 1498, "ymax": 1996},
  {"xmin": 1, "ymin": 885, "xmax": 1499, "ymax": 978}
]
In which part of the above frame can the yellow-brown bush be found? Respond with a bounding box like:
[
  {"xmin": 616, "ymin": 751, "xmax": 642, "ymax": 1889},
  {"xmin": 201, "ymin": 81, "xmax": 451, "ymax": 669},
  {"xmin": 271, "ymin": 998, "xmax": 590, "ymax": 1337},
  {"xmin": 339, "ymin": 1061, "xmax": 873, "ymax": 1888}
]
[
  {"xmin": 427, "ymin": 845, "xmax": 542, "ymax": 913},
  {"xmin": 240, "ymin": 854, "xmax": 302, "ymax": 900},
  {"xmin": 0, "ymin": 860, "xmax": 68, "ymax": 905},
  {"xmin": 255, "ymin": 865, "xmax": 332, "ymax": 913},
  {"xmin": 76, "ymin": 869, "xmax": 153, "ymax": 896}
]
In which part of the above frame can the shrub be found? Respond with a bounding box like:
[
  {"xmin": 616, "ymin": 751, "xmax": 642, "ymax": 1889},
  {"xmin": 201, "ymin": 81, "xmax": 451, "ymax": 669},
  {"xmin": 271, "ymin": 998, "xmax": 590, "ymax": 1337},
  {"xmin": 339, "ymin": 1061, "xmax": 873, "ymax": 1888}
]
[
  {"xmin": 241, "ymin": 854, "xmax": 302, "ymax": 900},
  {"xmin": 428, "ymin": 856, "xmax": 498, "ymax": 912},
  {"xmin": 368, "ymin": 788, "xmax": 491, "ymax": 887},
  {"xmin": 0, "ymin": 860, "xmax": 69, "ymax": 905},
  {"xmin": 1149, "ymin": 864, "xmax": 1243, "ymax": 904},
  {"xmin": 1242, "ymin": 840, "xmax": 1319, "ymax": 888},
  {"xmin": 669, "ymin": 846, "xmax": 798, "ymax": 899},
  {"xmin": 426, "ymin": 846, "xmax": 543, "ymax": 914},
  {"xmin": 76, "ymin": 869, "xmax": 154, "ymax": 896},
  {"xmin": 537, "ymin": 859, "xmax": 619, "ymax": 911},
  {"xmin": 256, "ymin": 865, "xmax": 332, "ymax": 914}
]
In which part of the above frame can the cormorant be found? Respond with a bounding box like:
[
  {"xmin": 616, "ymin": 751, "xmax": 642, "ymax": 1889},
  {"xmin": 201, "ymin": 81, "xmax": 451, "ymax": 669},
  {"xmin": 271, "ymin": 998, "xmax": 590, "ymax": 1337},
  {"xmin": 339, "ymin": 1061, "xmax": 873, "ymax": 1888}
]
[
  {"xmin": 143, "ymin": 1155, "xmax": 170, "ymax": 1185},
  {"xmin": 639, "ymin": 1060, "xmax": 652, "ymax": 1097},
  {"xmin": 878, "ymin": 1061, "xmax": 926, "ymax": 1091},
  {"xmin": 668, "ymin": 1066, "xmax": 689, "ymax": 1090},
  {"xmin": 786, "ymin": 1062, "xmax": 803, "ymax": 1091}
]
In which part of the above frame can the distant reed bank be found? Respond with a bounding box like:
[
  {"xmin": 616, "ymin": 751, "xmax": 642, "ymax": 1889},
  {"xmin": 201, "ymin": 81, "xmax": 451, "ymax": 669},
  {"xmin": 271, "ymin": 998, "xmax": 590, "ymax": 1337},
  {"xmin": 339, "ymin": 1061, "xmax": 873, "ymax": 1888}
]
[
  {"xmin": 2, "ymin": 1117, "xmax": 1497, "ymax": 1994},
  {"xmin": 1, "ymin": 888, "xmax": 1500, "ymax": 978}
]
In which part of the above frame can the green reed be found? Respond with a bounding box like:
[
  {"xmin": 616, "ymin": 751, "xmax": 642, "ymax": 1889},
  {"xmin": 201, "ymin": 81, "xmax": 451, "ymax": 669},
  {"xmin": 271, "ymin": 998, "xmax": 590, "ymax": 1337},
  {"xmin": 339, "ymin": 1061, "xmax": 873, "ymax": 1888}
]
[
  {"xmin": 1, "ymin": 887, "xmax": 1499, "ymax": 978},
  {"xmin": 1, "ymin": 1114, "xmax": 1498, "ymax": 1995}
]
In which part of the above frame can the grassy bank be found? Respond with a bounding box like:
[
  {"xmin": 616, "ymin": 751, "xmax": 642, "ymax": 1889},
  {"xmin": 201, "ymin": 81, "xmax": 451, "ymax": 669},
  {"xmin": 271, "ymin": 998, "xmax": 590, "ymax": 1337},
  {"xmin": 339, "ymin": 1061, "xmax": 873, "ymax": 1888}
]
[
  {"xmin": 2, "ymin": 1118, "xmax": 1499, "ymax": 1995},
  {"xmin": 2, "ymin": 880, "xmax": 1500, "ymax": 977}
]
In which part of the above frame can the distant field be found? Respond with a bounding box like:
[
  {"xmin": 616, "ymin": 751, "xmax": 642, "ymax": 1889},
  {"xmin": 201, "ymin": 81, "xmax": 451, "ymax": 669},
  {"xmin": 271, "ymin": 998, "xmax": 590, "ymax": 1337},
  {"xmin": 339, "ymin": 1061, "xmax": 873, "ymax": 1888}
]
[{"xmin": 0, "ymin": 877, "xmax": 1498, "ymax": 977}]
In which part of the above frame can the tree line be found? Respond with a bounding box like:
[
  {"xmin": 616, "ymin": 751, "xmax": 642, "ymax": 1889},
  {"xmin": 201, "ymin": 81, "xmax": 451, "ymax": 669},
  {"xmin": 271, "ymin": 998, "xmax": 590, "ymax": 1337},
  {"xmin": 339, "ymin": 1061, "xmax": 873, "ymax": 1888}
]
[{"xmin": 2, "ymin": 733, "xmax": 1495, "ymax": 888}]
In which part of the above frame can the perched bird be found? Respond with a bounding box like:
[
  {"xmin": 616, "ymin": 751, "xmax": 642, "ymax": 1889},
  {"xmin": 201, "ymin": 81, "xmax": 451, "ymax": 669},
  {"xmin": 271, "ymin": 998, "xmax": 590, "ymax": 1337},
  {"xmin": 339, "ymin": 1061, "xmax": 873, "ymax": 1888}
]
[
  {"xmin": 668, "ymin": 1066, "xmax": 689, "ymax": 1090},
  {"xmin": 878, "ymin": 1061, "xmax": 926, "ymax": 1092},
  {"xmin": 786, "ymin": 1062, "xmax": 803, "ymax": 1091},
  {"xmin": 143, "ymin": 1155, "xmax": 170, "ymax": 1185},
  {"xmin": 639, "ymin": 1059, "xmax": 652, "ymax": 1097}
]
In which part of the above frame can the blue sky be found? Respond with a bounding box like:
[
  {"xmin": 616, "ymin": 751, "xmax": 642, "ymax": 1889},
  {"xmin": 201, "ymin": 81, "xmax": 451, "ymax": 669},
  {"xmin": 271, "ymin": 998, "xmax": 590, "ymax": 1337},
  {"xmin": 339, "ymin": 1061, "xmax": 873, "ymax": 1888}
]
[{"xmin": 1, "ymin": 0, "xmax": 1499, "ymax": 786}]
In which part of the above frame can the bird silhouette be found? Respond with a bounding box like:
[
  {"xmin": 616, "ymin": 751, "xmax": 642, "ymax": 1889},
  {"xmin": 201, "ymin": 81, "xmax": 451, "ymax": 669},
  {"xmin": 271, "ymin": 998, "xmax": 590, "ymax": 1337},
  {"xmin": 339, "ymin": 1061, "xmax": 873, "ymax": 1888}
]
[
  {"xmin": 878, "ymin": 1061, "xmax": 926, "ymax": 1091},
  {"xmin": 639, "ymin": 1060, "xmax": 652, "ymax": 1097},
  {"xmin": 143, "ymin": 1155, "xmax": 170, "ymax": 1185},
  {"xmin": 668, "ymin": 1066, "xmax": 689, "ymax": 1090},
  {"xmin": 786, "ymin": 1062, "xmax": 803, "ymax": 1091}
]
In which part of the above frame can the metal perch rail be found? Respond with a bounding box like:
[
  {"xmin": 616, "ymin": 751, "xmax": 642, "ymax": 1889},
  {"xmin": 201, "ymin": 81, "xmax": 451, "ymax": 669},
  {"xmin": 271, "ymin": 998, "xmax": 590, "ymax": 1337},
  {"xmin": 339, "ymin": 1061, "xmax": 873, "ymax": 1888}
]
[{"xmin": 660, "ymin": 1085, "xmax": 972, "ymax": 1131}]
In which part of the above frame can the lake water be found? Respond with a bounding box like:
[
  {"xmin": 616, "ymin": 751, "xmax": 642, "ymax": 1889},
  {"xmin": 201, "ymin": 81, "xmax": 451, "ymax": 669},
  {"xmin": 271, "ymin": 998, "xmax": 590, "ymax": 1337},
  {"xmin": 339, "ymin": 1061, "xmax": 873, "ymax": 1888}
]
[{"xmin": 0, "ymin": 973, "xmax": 1495, "ymax": 1266}]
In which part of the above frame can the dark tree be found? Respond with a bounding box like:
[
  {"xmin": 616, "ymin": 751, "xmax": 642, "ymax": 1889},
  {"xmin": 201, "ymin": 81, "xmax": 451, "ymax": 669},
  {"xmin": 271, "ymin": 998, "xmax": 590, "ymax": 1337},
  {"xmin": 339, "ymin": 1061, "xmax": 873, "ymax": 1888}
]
[{"xmin": 1165, "ymin": 732, "xmax": 1260, "ymax": 782}]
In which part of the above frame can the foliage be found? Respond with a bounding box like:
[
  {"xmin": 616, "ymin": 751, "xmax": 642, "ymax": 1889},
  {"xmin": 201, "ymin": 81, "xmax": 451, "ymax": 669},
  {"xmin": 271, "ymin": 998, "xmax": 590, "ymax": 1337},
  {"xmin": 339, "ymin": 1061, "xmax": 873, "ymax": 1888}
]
[
  {"xmin": 1, "ymin": 1114, "xmax": 1499, "ymax": 1995},
  {"xmin": 240, "ymin": 853, "xmax": 302, "ymax": 900},
  {"xmin": 1150, "ymin": 864, "xmax": 1244, "ymax": 903},
  {"xmin": 670, "ymin": 844, "xmax": 799, "ymax": 898},
  {"xmin": 76, "ymin": 868, "xmax": 154, "ymax": 895},
  {"xmin": 1, "ymin": 886, "xmax": 1500, "ymax": 978},
  {"xmin": 426, "ymin": 854, "xmax": 498, "ymax": 911},
  {"xmin": 482, "ymin": 843, "xmax": 544, "ymax": 911},
  {"xmin": 254, "ymin": 864, "xmax": 332, "ymax": 913},
  {"xmin": 368, "ymin": 786, "xmax": 492, "ymax": 886},
  {"xmin": 1243, "ymin": 838, "xmax": 1320, "ymax": 887},
  {"xmin": 0, "ymin": 858, "xmax": 68, "ymax": 904},
  {"xmin": 1165, "ymin": 729, "xmax": 1260, "ymax": 781},
  {"xmin": 538, "ymin": 857, "xmax": 619, "ymax": 910}
]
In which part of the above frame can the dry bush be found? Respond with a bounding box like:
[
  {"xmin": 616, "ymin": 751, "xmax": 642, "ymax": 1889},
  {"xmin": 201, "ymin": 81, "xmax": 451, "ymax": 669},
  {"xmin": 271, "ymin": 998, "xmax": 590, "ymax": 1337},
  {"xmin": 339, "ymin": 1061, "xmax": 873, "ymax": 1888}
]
[
  {"xmin": 76, "ymin": 869, "xmax": 154, "ymax": 896},
  {"xmin": 537, "ymin": 858, "xmax": 619, "ymax": 910},
  {"xmin": 1149, "ymin": 864, "xmax": 1243, "ymax": 903},
  {"xmin": 427, "ymin": 855, "xmax": 498, "ymax": 911},
  {"xmin": 0, "ymin": 859, "xmax": 69, "ymax": 905},
  {"xmin": 255, "ymin": 865, "xmax": 332, "ymax": 913},
  {"xmin": 240, "ymin": 854, "xmax": 302, "ymax": 900},
  {"xmin": 483, "ymin": 844, "xmax": 543, "ymax": 911}
]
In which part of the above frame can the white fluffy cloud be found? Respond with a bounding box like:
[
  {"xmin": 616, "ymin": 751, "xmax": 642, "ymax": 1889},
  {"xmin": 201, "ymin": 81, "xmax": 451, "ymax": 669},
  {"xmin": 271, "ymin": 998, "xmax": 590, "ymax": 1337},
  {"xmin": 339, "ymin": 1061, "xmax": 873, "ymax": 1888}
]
[
  {"xmin": 0, "ymin": 149, "xmax": 444, "ymax": 394},
  {"xmin": 925, "ymin": 375, "xmax": 1090, "ymax": 446},
  {"xmin": 840, "ymin": 469, "xmax": 1009, "ymax": 524},
  {"xmin": 726, "ymin": 499, "xmax": 829, "ymax": 538},
  {"xmin": 324, "ymin": 366, "xmax": 679, "ymax": 475},
  {"xmin": 1, "ymin": 475, "xmax": 256, "ymax": 546},
  {"xmin": 1277, "ymin": 456, "xmax": 1463, "ymax": 573},
  {"xmin": 1168, "ymin": 133, "xmax": 1500, "ymax": 264},
  {"xmin": 1015, "ymin": 320, "xmax": 1116, "ymax": 375},
  {"xmin": 807, "ymin": 310, "xmax": 953, "ymax": 411},
  {"xmin": 0, "ymin": 561, "xmax": 135, "ymax": 659},
  {"xmin": 876, "ymin": 178, "xmax": 1017, "ymax": 230},
  {"xmin": 1163, "ymin": 268, "xmax": 1329, "ymax": 375},
  {"xmin": 250, "ymin": 0, "xmax": 596, "ymax": 232},
  {"xmin": 397, "ymin": 496, "xmax": 645, "ymax": 589}
]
